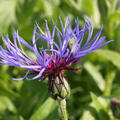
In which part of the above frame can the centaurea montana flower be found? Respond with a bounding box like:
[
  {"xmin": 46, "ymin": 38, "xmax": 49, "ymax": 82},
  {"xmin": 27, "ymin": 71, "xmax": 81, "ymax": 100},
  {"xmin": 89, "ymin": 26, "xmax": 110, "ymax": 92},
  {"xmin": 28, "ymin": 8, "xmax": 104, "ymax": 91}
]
[{"xmin": 0, "ymin": 17, "xmax": 113, "ymax": 99}]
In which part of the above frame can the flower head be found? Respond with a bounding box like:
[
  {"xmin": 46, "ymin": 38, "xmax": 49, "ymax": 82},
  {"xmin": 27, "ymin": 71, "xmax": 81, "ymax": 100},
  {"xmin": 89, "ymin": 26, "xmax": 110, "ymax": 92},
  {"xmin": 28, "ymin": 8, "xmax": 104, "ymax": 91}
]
[{"xmin": 0, "ymin": 17, "xmax": 113, "ymax": 81}]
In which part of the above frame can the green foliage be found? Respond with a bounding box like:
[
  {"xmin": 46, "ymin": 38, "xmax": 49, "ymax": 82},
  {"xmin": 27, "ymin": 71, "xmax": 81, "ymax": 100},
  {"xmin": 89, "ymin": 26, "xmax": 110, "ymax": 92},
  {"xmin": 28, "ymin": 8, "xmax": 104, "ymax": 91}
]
[
  {"xmin": 78, "ymin": 0, "xmax": 100, "ymax": 24},
  {"xmin": 30, "ymin": 97, "xmax": 57, "ymax": 120},
  {"xmin": 95, "ymin": 50, "xmax": 120, "ymax": 69},
  {"xmin": 81, "ymin": 92, "xmax": 114, "ymax": 120},
  {"xmin": 84, "ymin": 62, "xmax": 105, "ymax": 91},
  {"xmin": 0, "ymin": 0, "xmax": 18, "ymax": 33},
  {"xmin": 0, "ymin": 0, "xmax": 120, "ymax": 120}
]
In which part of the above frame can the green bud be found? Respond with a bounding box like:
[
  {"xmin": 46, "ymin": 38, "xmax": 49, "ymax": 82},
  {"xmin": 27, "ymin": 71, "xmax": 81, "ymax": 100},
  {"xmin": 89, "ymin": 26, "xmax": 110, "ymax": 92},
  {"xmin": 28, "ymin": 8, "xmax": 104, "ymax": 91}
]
[
  {"xmin": 48, "ymin": 73, "xmax": 70, "ymax": 100},
  {"xmin": 111, "ymin": 98, "xmax": 120, "ymax": 119}
]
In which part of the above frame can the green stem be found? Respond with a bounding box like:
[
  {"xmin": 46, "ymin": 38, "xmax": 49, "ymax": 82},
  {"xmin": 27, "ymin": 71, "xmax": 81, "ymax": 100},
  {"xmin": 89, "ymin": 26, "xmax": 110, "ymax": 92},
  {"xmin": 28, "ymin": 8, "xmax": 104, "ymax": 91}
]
[{"xmin": 58, "ymin": 99, "xmax": 68, "ymax": 120}]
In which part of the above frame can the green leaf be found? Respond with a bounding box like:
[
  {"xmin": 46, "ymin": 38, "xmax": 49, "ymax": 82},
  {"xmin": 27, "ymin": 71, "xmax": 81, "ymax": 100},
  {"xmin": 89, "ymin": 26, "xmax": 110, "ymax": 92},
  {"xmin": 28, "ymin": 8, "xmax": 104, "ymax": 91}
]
[
  {"xmin": 81, "ymin": 110, "xmax": 96, "ymax": 120},
  {"xmin": 95, "ymin": 49, "xmax": 120, "ymax": 69},
  {"xmin": 0, "ymin": 0, "xmax": 18, "ymax": 33},
  {"xmin": 29, "ymin": 97, "xmax": 57, "ymax": 120},
  {"xmin": 97, "ymin": 0, "xmax": 108, "ymax": 21},
  {"xmin": 78, "ymin": 0, "xmax": 100, "ymax": 25},
  {"xmin": 107, "ymin": 13, "xmax": 120, "ymax": 37},
  {"xmin": 84, "ymin": 62, "xmax": 105, "ymax": 91},
  {"xmin": 90, "ymin": 92, "xmax": 106, "ymax": 111},
  {"xmin": 43, "ymin": 1, "xmax": 53, "ymax": 16},
  {"xmin": 81, "ymin": 93, "xmax": 111, "ymax": 120},
  {"xmin": 105, "ymin": 0, "xmax": 117, "ymax": 14},
  {"xmin": 18, "ymin": 81, "xmax": 48, "ymax": 118},
  {"xmin": 108, "ymin": 13, "xmax": 120, "ymax": 23},
  {"xmin": 90, "ymin": 93, "xmax": 111, "ymax": 120},
  {"xmin": 0, "ymin": 96, "xmax": 16, "ymax": 114},
  {"xmin": 0, "ymin": 80, "xmax": 20, "ymax": 98},
  {"xmin": 0, "ymin": 111, "xmax": 24, "ymax": 120}
]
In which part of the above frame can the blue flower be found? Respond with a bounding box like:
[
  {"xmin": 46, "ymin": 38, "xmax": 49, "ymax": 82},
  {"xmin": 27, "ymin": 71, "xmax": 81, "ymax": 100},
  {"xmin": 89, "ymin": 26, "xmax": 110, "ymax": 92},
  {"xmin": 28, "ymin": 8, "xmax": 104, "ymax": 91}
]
[{"xmin": 0, "ymin": 17, "xmax": 113, "ymax": 80}]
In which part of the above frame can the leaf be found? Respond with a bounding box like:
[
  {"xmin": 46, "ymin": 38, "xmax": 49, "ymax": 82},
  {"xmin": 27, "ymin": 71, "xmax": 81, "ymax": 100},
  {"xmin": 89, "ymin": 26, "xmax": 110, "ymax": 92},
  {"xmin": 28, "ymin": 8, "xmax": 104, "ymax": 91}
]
[
  {"xmin": 90, "ymin": 92, "xmax": 106, "ymax": 110},
  {"xmin": 0, "ymin": 0, "xmax": 18, "ymax": 33},
  {"xmin": 81, "ymin": 93, "xmax": 111, "ymax": 120},
  {"xmin": 0, "ymin": 96, "xmax": 16, "ymax": 114},
  {"xmin": 97, "ymin": 0, "xmax": 108, "ymax": 21},
  {"xmin": 0, "ymin": 80, "xmax": 20, "ymax": 98},
  {"xmin": 95, "ymin": 49, "xmax": 120, "ymax": 69},
  {"xmin": 90, "ymin": 93, "xmax": 111, "ymax": 120},
  {"xmin": 108, "ymin": 13, "xmax": 120, "ymax": 23},
  {"xmin": 0, "ymin": 111, "xmax": 24, "ymax": 120},
  {"xmin": 84, "ymin": 62, "xmax": 105, "ymax": 91},
  {"xmin": 29, "ymin": 97, "xmax": 57, "ymax": 120},
  {"xmin": 78, "ymin": 0, "xmax": 100, "ymax": 25},
  {"xmin": 18, "ymin": 81, "xmax": 48, "ymax": 118},
  {"xmin": 107, "ymin": 13, "xmax": 120, "ymax": 38},
  {"xmin": 81, "ymin": 110, "xmax": 96, "ymax": 120},
  {"xmin": 43, "ymin": 1, "xmax": 53, "ymax": 16}
]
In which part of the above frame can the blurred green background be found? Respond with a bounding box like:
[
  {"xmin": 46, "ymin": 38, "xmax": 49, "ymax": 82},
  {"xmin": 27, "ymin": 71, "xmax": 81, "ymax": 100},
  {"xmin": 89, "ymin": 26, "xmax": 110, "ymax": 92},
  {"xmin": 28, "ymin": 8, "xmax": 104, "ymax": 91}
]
[{"xmin": 0, "ymin": 0, "xmax": 120, "ymax": 120}]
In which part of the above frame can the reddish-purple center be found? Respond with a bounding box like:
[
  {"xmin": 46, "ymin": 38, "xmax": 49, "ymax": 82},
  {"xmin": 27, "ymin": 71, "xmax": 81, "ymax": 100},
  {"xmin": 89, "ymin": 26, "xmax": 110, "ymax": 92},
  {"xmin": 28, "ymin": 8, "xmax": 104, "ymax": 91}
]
[{"xmin": 30, "ymin": 54, "xmax": 80, "ymax": 80}]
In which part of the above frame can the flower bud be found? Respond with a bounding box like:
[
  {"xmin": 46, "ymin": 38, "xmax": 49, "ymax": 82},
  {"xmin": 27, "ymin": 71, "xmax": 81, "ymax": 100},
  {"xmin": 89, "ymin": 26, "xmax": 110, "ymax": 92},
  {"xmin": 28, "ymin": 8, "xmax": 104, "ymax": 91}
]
[
  {"xmin": 48, "ymin": 73, "xmax": 70, "ymax": 100},
  {"xmin": 111, "ymin": 98, "xmax": 120, "ymax": 119}
]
